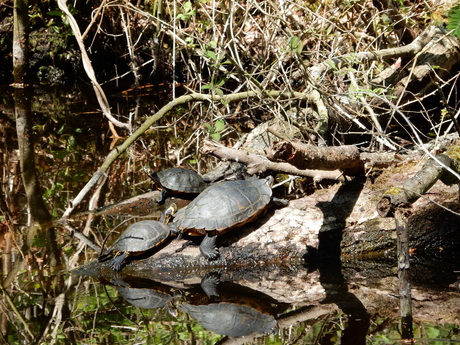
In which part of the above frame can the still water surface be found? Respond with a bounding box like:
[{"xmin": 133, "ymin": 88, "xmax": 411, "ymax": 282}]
[{"xmin": 0, "ymin": 84, "xmax": 459, "ymax": 344}]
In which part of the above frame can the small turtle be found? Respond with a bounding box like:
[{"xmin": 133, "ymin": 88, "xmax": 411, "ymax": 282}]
[
  {"xmin": 146, "ymin": 167, "xmax": 207, "ymax": 204},
  {"xmin": 170, "ymin": 176, "xmax": 285, "ymax": 260},
  {"xmin": 99, "ymin": 220, "xmax": 176, "ymax": 271},
  {"xmin": 116, "ymin": 286, "xmax": 176, "ymax": 314}
]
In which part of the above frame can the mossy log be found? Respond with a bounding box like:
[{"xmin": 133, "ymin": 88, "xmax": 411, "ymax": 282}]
[{"xmin": 377, "ymin": 147, "xmax": 460, "ymax": 217}]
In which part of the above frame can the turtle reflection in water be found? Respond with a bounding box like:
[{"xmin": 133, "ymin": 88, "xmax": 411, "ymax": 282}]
[
  {"xmin": 98, "ymin": 220, "xmax": 177, "ymax": 271},
  {"xmin": 146, "ymin": 167, "xmax": 207, "ymax": 204},
  {"xmin": 116, "ymin": 286, "xmax": 177, "ymax": 316},
  {"xmin": 170, "ymin": 176, "xmax": 286, "ymax": 260},
  {"xmin": 101, "ymin": 275, "xmax": 178, "ymax": 316},
  {"xmin": 178, "ymin": 273, "xmax": 287, "ymax": 338}
]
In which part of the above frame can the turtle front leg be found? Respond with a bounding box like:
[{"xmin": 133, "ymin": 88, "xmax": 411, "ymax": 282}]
[
  {"xmin": 199, "ymin": 231, "xmax": 219, "ymax": 260},
  {"xmin": 110, "ymin": 252, "xmax": 129, "ymax": 271}
]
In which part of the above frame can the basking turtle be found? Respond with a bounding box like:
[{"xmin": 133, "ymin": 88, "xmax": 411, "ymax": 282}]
[
  {"xmin": 146, "ymin": 167, "xmax": 207, "ymax": 203},
  {"xmin": 99, "ymin": 220, "xmax": 176, "ymax": 271},
  {"xmin": 171, "ymin": 176, "xmax": 283, "ymax": 260}
]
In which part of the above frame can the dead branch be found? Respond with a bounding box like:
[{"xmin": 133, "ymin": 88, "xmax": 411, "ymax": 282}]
[
  {"xmin": 57, "ymin": 0, "xmax": 130, "ymax": 132},
  {"xmin": 377, "ymin": 151, "xmax": 459, "ymax": 217},
  {"xmin": 302, "ymin": 25, "xmax": 438, "ymax": 82},
  {"xmin": 58, "ymin": 89, "xmax": 334, "ymax": 220},
  {"xmin": 267, "ymin": 141, "xmax": 363, "ymax": 175},
  {"xmin": 202, "ymin": 141, "xmax": 344, "ymax": 181}
]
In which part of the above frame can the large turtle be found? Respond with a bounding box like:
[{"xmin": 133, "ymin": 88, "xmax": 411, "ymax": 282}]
[
  {"xmin": 179, "ymin": 302, "xmax": 276, "ymax": 337},
  {"xmin": 99, "ymin": 220, "xmax": 176, "ymax": 271},
  {"xmin": 146, "ymin": 167, "xmax": 207, "ymax": 203},
  {"xmin": 177, "ymin": 273, "xmax": 284, "ymax": 337},
  {"xmin": 170, "ymin": 176, "xmax": 283, "ymax": 260}
]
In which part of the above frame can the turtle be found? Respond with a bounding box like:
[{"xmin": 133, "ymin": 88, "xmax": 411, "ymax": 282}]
[
  {"xmin": 170, "ymin": 176, "xmax": 283, "ymax": 260},
  {"xmin": 146, "ymin": 167, "xmax": 207, "ymax": 204},
  {"xmin": 116, "ymin": 286, "xmax": 176, "ymax": 314},
  {"xmin": 178, "ymin": 302, "xmax": 276, "ymax": 337},
  {"xmin": 177, "ymin": 273, "xmax": 282, "ymax": 337},
  {"xmin": 99, "ymin": 220, "xmax": 177, "ymax": 271}
]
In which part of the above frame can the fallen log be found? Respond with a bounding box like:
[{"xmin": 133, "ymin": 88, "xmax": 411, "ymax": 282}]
[
  {"xmin": 84, "ymin": 153, "xmax": 459, "ymax": 280},
  {"xmin": 377, "ymin": 146, "xmax": 460, "ymax": 217}
]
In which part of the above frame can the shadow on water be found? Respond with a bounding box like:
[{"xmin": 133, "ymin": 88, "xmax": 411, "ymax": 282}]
[{"xmin": 1, "ymin": 84, "xmax": 460, "ymax": 344}]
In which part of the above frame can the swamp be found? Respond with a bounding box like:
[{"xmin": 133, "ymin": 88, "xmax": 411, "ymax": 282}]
[{"xmin": 1, "ymin": 0, "xmax": 460, "ymax": 344}]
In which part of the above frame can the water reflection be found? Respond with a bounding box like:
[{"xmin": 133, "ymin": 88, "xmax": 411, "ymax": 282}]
[
  {"xmin": 2, "ymin": 84, "xmax": 460, "ymax": 344},
  {"xmin": 101, "ymin": 272, "xmax": 288, "ymax": 339},
  {"xmin": 75, "ymin": 254, "xmax": 460, "ymax": 345},
  {"xmin": 175, "ymin": 273, "xmax": 285, "ymax": 338}
]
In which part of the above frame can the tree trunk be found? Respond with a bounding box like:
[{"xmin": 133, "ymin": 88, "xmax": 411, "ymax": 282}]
[{"xmin": 12, "ymin": 0, "xmax": 29, "ymax": 84}]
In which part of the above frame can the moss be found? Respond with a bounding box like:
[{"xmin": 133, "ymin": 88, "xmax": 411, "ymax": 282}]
[
  {"xmin": 382, "ymin": 187, "xmax": 405, "ymax": 196},
  {"xmin": 445, "ymin": 143, "xmax": 460, "ymax": 173}
]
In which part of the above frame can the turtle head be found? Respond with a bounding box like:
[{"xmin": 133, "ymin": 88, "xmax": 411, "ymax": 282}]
[
  {"xmin": 265, "ymin": 176, "xmax": 275, "ymax": 187},
  {"xmin": 160, "ymin": 203, "xmax": 178, "ymax": 224},
  {"xmin": 144, "ymin": 166, "xmax": 163, "ymax": 192},
  {"xmin": 143, "ymin": 166, "xmax": 159, "ymax": 182}
]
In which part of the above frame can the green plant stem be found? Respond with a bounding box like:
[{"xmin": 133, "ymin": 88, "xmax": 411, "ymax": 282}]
[
  {"xmin": 0, "ymin": 283, "xmax": 34, "ymax": 338},
  {"xmin": 60, "ymin": 90, "xmax": 316, "ymax": 220}
]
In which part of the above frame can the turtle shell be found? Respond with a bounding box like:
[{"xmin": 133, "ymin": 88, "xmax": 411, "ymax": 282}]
[
  {"xmin": 173, "ymin": 176, "xmax": 273, "ymax": 234},
  {"xmin": 116, "ymin": 287, "xmax": 173, "ymax": 309},
  {"xmin": 152, "ymin": 167, "xmax": 206, "ymax": 194},
  {"xmin": 178, "ymin": 302, "xmax": 276, "ymax": 337},
  {"xmin": 110, "ymin": 220, "xmax": 171, "ymax": 253}
]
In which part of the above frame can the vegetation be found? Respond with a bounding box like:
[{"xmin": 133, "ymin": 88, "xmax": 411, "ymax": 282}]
[{"xmin": 0, "ymin": 0, "xmax": 459, "ymax": 344}]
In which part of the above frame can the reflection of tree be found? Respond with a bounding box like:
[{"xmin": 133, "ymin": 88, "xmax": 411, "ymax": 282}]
[
  {"xmin": 318, "ymin": 262, "xmax": 370, "ymax": 345},
  {"xmin": 7, "ymin": 2, "xmax": 70, "ymax": 339},
  {"xmin": 14, "ymin": 88, "xmax": 57, "ymax": 257},
  {"xmin": 12, "ymin": 88, "xmax": 68, "ymax": 344}
]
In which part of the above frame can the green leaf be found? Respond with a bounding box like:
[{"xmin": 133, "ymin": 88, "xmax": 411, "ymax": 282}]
[
  {"xmin": 289, "ymin": 36, "xmax": 300, "ymax": 50},
  {"xmin": 447, "ymin": 4, "xmax": 460, "ymax": 38},
  {"xmin": 216, "ymin": 77, "xmax": 228, "ymax": 87},
  {"xmin": 325, "ymin": 60, "xmax": 338, "ymax": 70},
  {"xmin": 214, "ymin": 88, "xmax": 224, "ymax": 97},
  {"xmin": 183, "ymin": 1, "xmax": 192, "ymax": 13},
  {"xmin": 211, "ymin": 132, "xmax": 221, "ymax": 141},
  {"xmin": 176, "ymin": 14, "xmax": 190, "ymax": 21},
  {"xmin": 214, "ymin": 119, "xmax": 226, "ymax": 132},
  {"xmin": 47, "ymin": 10, "xmax": 63, "ymax": 17},
  {"xmin": 205, "ymin": 50, "xmax": 217, "ymax": 61}
]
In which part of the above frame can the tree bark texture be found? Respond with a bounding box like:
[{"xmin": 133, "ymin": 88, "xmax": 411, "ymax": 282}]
[
  {"xmin": 395, "ymin": 206, "xmax": 414, "ymax": 341},
  {"xmin": 267, "ymin": 141, "xmax": 364, "ymax": 175},
  {"xmin": 12, "ymin": 0, "xmax": 29, "ymax": 84},
  {"xmin": 377, "ymin": 152, "xmax": 459, "ymax": 217}
]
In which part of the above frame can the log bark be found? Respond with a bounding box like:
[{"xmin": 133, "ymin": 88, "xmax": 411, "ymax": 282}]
[
  {"xmin": 377, "ymin": 151, "xmax": 459, "ymax": 217},
  {"xmin": 267, "ymin": 141, "xmax": 363, "ymax": 175},
  {"xmin": 202, "ymin": 141, "xmax": 345, "ymax": 181},
  {"xmin": 79, "ymin": 156, "xmax": 459, "ymax": 278}
]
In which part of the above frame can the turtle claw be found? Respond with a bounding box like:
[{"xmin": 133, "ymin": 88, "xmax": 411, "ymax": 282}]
[
  {"xmin": 109, "ymin": 252, "xmax": 128, "ymax": 271},
  {"xmin": 199, "ymin": 232, "xmax": 220, "ymax": 260},
  {"xmin": 110, "ymin": 262, "xmax": 122, "ymax": 271},
  {"xmin": 201, "ymin": 248, "xmax": 220, "ymax": 260}
]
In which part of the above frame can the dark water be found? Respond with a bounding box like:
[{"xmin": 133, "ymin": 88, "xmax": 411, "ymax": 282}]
[{"xmin": 1, "ymin": 84, "xmax": 459, "ymax": 345}]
